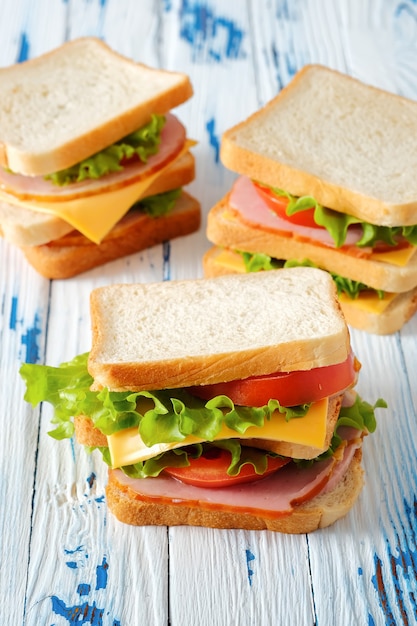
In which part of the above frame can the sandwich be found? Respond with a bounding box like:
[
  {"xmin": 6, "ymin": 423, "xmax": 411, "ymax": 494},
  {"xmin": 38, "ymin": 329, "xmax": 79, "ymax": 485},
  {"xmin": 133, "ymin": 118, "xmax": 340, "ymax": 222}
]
[
  {"xmin": 20, "ymin": 269, "xmax": 385, "ymax": 533},
  {"xmin": 204, "ymin": 64, "xmax": 417, "ymax": 334},
  {"xmin": 0, "ymin": 37, "xmax": 200, "ymax": 278}
]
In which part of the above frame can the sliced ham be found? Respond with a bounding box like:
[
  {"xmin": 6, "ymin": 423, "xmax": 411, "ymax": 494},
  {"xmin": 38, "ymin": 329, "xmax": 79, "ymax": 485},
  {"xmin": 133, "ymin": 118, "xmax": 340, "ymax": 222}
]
[
  {"xmin": 229, "ymin": 176, "xmax": 367, "ymax": 250},
  {"xmin": 320, "ymin": 428, "xmax": 362, "ymax": 494},
  {"xmin": 111, "ymin": 433, "xmax": 362, "ymax": 519},
  {"xmin": 0, "ymin": 114, "xmax": 186, "ymax": 202}
]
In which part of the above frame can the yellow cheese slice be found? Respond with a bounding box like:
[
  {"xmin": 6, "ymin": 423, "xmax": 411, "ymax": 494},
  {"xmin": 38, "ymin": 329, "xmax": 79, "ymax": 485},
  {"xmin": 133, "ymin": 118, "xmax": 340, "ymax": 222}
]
[
  {"xmin": 0, "ymin": 140, "xmax": 195, "ymax": 244},
  {"xmin": 107, "ymin": 397, "xmax": 329, "ymax": 468},
  {"xmin": 214, "ymin": 248, "xmax": 246, "ymax": 272},
  {"xmin": 339, "ymin": 291, "xmax": 396, "ymax": 314},
  {"xmin": 369, "ymin": 245, "xmax": 416, "ymax": 267}
]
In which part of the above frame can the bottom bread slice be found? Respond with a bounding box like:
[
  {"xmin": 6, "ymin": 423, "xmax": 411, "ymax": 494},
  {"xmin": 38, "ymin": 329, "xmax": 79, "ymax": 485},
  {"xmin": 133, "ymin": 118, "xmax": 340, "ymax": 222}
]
[
  {"xmin": 203, "ymin": 246, "xmax": 417, "ymax": 335},
  {"xmin": 105, "ymin": 449, "xmax": 364, "ymax": 534},
  {"xmin": 21, "ymin": 191, "xmax": 200, "ymax": 279},
  {"xmin": 337, "ymin": 287, "xmax": 417, "ymax": 335}
]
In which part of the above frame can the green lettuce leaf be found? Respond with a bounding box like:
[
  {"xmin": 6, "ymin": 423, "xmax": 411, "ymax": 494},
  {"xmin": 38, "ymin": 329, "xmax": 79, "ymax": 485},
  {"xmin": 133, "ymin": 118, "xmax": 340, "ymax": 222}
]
[
  {"xmin": 135, "ymin": 188, "xmax": 181, "ymax": 217},
  {"xmin": 121, "ymin": 440, "xmax": 282, "ymax": 479},
  {"xmin": 296, "ymin": 395, "xmax": 386, "ymax": 466},
  {"xmin": 240, "ymin": 252, "xmax": 384, "ymax": 300},
  {"xmin": 20, "ymin": 353, "xmax": 310, "ymax": 444},
  {"xmin": 336, "ymin": 395, "xmax": 385, "ymax": 434},
  {"xmin": 114, "ymin": 394, "xmax": 386, "ymax": 478},
  {"xmin": 284, "ymin": 258, "xmax": 385, "ymax": 299},
  {"xmin": 20, "ymin": 354, "xmax": 385, "ymax": 480},
  {"xmin": 45, "ymin": 114, "xmax": 166, "ymax": 186},
  {"xmin": 20, "ymin": 353, "xmax": 111, "ymax": 439},
  {"xmin": 241, "ymin": 251, "xmax": 283, "ymax": 272},
  {"xmin": 262, "ymin": 184, "xmax": 417, "ymax": 248}
]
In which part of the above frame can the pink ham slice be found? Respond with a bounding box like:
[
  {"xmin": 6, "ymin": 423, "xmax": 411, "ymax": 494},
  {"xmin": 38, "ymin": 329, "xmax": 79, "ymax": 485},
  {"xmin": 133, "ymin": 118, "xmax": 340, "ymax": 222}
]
[
  {"xmin": 319, "ymin": 426, "xmax": 363, "ymax": 495},
  {"xmin": 0, "ymin": 114, "xmax": 186, "ymax": 202},
  {"xmin": 229, "ymin": 176, "xmax": 367, "ymax": 250},
  {"xmin": 111, "ymin": 430, "xmax": 362, "ymax": 519}
]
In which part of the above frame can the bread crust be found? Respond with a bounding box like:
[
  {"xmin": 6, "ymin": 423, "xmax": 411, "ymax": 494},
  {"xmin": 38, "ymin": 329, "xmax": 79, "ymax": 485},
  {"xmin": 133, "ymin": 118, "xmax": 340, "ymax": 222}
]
[
  {"xmin": 21, "ymin": 190, "xmax": 201, "ymax": 279},
  {"xmin": 206, "ymin": 195, "xmax": 417, "ymax": 293},
  {"xmin": 221, "ymin": 64, "xmax": 417, "ymax": 227},
  {"xmin": 0, "ymin": 38, "xmax": 193, "ymax": 175},
  {"xmin": 104, "ymin": 449, "xmax": 364, "ymax": 533},
  {"xmin": 74, "ymin": 416, "xmax": 108, "ymax": 448}
]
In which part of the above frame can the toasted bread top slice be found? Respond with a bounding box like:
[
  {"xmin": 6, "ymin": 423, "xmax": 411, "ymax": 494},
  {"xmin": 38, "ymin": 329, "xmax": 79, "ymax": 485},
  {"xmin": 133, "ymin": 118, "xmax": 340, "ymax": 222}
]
[
  {"xmin": 0, "ymin": 38, "xmax": 193, "ymax": 176},
  {"xmin": 88, "ymin": 268, "xmax": 350, "ymax": 391},
  {"xmin": 221, "ymin": 64, "xmax": 417, "ymax": 227}
]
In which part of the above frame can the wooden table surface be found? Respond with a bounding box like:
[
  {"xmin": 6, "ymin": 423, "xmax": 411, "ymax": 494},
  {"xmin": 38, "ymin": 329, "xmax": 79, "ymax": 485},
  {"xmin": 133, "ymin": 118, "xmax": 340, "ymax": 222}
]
[{"xmin": 1, "ymin": 1, "xmax": 417, "ymax": 624}]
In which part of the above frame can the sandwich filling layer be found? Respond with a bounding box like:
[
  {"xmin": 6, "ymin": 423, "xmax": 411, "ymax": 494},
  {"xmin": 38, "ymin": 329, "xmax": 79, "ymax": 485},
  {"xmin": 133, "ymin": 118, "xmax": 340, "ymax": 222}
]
[
  {"xmin": 0, "ymin": 115, "xmax": 193, "ymax": 243},
  {"xmin": 205, "ymin": 176, "xmax": 417, "ymax": 309},
  {"xmin": 20, "ymin": 351, "xmax": 384, "ymax": 500},
  {"xmin": 230, "ymin": 177, "xmax": 417, "ymax": 267},
  {"xmin": 110, "ymin": 427, "xmax": 363, "ymax": 520}
]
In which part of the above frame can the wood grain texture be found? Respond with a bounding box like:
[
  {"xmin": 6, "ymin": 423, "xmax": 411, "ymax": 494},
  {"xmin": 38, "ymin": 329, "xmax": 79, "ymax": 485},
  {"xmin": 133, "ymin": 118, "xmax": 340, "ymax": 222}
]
[{"xmin": 1, "ymin": 1, "xmax": 417, "ymax": 625}]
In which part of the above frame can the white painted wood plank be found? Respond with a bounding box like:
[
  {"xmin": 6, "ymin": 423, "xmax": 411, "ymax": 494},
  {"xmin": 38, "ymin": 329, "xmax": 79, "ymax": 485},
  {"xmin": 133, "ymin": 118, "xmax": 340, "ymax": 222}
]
[
  {"xmin": 26, "ymin": 406, "xmax": 169, "ymax": 625},
  {"xmin": 23, "ymin": 272, "xmax": 168, "ymax": 625},
  {"xmin": 169, "ymin": 527, "xmax": 314, "ymax": 626},
  {"xmin": 0, "ymin": 245, "xmax": 50, "ymax": 624}
]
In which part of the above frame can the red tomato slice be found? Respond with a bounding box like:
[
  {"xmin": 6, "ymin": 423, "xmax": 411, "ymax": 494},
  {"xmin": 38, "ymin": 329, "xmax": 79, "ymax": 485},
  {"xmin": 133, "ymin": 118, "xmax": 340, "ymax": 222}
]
[
  {"xmin": 189, "ymin": 352, "xmax": 358, "ymax": 407},
  {"xmin": 253, "ymin": 182, "xmax": 319, "ymax": 228},
  {"xmin": 164, "ymin": 447, "xmax": 290, "ymax": 488}
]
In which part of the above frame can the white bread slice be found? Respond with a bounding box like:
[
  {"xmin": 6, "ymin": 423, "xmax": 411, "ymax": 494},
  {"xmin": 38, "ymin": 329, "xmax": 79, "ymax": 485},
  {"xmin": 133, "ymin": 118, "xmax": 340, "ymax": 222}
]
[
  {"xmin": 21, "ymin": 190, "xmax": 201, "ymax": 279},
  {"xmin": 0, "ymin": 38, "xmax": 193, "ymax": 176},
  {"xmin": 221, "ymin": 64, "xmax": 417, "ymax": 227},
  {"xmin": 203, "ymin": 246, "xmax": 417, "ymax": 335},
  {"xmin": 105, "ymin": 449, "xmax": 364, "ymax": 533},
  {"xmin": 206, "ymin": 195, "xmax": 417, "ymax": 293},
  {"xmin": 88, "ymin": 268, "xmax": 350, "ymax": 391},
  {"xmin": 337, "ymin": 287, "xmax": 417, "ymax": 335},
  {"xmin": 0, "ymin": 152, "xmax": 195, "ymax": 247}
]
